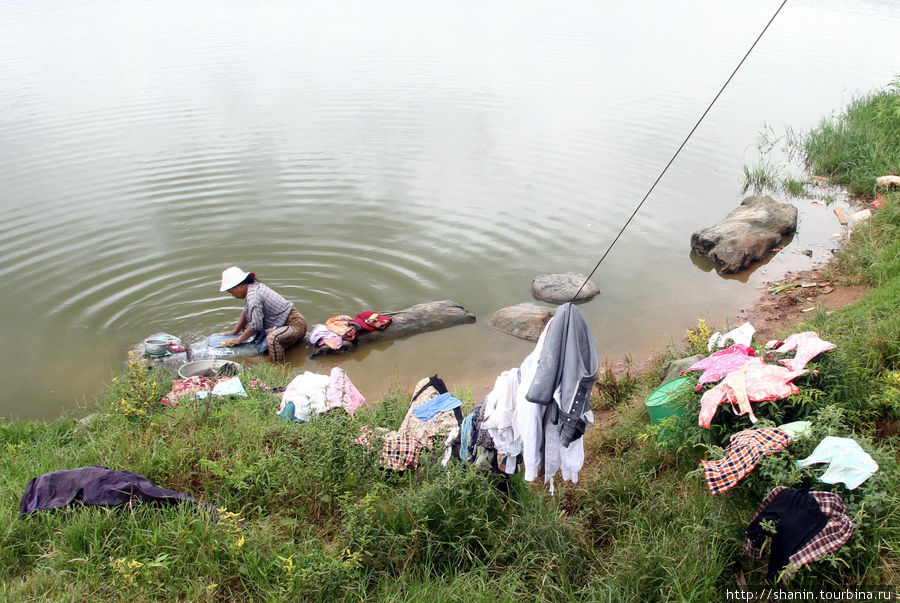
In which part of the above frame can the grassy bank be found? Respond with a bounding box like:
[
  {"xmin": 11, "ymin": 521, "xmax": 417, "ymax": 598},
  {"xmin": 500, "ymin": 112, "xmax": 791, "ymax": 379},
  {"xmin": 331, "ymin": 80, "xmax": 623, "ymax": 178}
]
[{"xmin": 2, "ymin": 83, "xmax": 899, "ymax": 601}]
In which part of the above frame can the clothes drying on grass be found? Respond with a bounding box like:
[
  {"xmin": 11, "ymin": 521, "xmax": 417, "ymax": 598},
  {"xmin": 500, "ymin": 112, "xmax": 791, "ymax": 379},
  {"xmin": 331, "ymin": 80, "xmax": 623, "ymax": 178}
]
[
  {"xmin": 19, "ymin": 465, "xmax": 202, "ymax": 516},
  {"xmin": 701, "ymin": 428, "xmax": 792, "ymax": 494},
  {"xmin": 277, "ymin": 367, "xmax": 365, "ymax": 422},
  {"xmin": 698, "ymin": 357, "xmax": 808, "ymax": 428},
  {"xmin": 161, "ymin": 375, "xmax": 246, "ymax": 407},
  {"xmin": 355, "ymin": 432, "xmax": 432, "ymax": 471},
  {"xmin": 746, "ymin": 486, "xmax": 855, "ymax": 581},
  {"xmin": 767, "ymin": 331, "xmax": 837, "ymax": 371},
  {"xmin": 796, "ymin": 436, "xmax": 879, "ymax": 489},
  {"xmin": 707, "ymin": 321, "xmax": 756, "ymax": 351},
  {"xmin": 412, "ymin": 391, "xmax": 462, "ymax": 422},
  {"xmin": 682, "ymin": 344, "xmax": 757, "ymax": 389},
  {"xmin": 325, "ymin": 315, "xmax": 359, "ymax": 339}
]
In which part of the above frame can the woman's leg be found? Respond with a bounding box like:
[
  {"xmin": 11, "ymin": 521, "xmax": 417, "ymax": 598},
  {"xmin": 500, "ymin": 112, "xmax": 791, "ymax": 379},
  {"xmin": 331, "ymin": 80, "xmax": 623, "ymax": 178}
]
[{"xmin": 266, "ymin": 309, "xmax": 307, "ymax": 363}]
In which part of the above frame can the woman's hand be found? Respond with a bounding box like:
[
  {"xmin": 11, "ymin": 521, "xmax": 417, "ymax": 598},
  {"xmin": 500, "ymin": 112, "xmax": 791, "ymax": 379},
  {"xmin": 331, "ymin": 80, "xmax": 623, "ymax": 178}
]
[{"xmin": 223, "ymin": 338, "xmax": 241, "ymax": 347}]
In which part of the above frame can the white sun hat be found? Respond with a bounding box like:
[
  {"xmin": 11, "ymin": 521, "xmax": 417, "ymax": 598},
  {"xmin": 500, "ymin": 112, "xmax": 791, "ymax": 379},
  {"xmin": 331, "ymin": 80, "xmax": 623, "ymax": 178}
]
[{"xmin": 220, "ymin": 266, "xmax": 250, "ymax": 291}]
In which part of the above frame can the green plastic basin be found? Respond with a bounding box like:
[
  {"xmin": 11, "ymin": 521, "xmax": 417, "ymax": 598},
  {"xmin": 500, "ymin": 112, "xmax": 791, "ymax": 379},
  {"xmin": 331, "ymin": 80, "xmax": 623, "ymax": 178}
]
[{"xmin": 645, "ymin": 376, "xmax": 690, "ymax": 425}]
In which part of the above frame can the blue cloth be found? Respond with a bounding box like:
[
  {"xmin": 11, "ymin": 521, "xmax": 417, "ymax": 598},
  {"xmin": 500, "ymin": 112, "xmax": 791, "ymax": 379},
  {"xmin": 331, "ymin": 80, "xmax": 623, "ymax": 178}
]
[
  {"xmin": 796, "ymin": 436, "xmax": 879, "ymax": 489},
  {"xmin": 204, "ymin": 332, "xmax": 269, "ymax": 356},
  {"xmin": 459, "ymin": 413, "xmax": 474, "ymax": 461},
  {"xmin": 412, "ymin": 392, "xmax": 462, "ymax": 422}
]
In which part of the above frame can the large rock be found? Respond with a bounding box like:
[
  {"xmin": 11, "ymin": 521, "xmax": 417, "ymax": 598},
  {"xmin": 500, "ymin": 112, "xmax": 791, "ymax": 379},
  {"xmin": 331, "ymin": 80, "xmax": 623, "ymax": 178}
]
[
  {"xmin": 532, "ymin": 272, "xmax": 599, "ymax": 303},
  {"xmin": 311, "ymin": 300, "xmax": 476, "ymax": 356},
  {"xmin": 486, "ymin": 303, "xmax": 554, "ymax": 342},
  {"xmin": 691, "ymin": 195, "xmax": 798, "ymax": 274}
]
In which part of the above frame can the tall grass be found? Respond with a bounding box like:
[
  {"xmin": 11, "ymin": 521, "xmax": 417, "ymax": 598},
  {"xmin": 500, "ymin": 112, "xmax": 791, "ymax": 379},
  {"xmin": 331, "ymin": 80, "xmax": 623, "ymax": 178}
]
[{"xmin": 804, "ymin": 77, "xmax": 900, "ymax": 197}]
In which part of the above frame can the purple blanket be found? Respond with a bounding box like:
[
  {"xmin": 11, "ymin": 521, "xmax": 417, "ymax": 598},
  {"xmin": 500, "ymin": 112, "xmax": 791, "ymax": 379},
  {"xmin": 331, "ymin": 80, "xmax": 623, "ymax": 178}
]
[{"xmin": 19, "ymin": 465, "xmax": 198, "ymax": 516}]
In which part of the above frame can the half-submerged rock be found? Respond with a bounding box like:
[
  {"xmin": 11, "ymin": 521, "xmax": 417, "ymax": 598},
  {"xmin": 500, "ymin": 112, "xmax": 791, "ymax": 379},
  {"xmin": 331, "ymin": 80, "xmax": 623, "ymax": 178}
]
[
  {"xmin": 532, "ymin": 272, "xmax": 599, "ymax": 303},
  {"xmin": 691, "ymin": 195, "xmax": 798, "ymax": 274},
  {"xmin": 311, "ymin": 300, "xmax": 476, "ymax": 357},
  {"xmin": 486, "ymin": 303, "xmax": 554, "ymax": 342}
]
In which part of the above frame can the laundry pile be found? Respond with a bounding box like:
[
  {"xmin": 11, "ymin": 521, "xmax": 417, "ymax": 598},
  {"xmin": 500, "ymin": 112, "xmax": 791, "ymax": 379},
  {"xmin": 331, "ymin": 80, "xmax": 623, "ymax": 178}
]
[
  {"xmin": 355, "ymin": 303, "xmax": 598, "ymax": 490},
  {"xmin": 680, "ymin": 327, "xmax": 878, "ymax": 581},
  {"xmin": 161, "ymin": 375, "xmax": 247, "ymax": 407},
  {"xmin": 683, "ymin": 330, "xmax": 836, "ymax": 428},
  {"xmin": 277, "ymin": 366, "xmax": 365, "ymax": 422},
  {"xmin": 308, "ymin": 311, "xmax": 392, "ymax": 351}
]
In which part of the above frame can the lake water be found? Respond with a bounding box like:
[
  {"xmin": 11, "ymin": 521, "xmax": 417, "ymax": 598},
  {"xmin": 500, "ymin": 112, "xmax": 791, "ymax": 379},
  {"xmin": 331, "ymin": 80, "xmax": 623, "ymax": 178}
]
[{"xmin": 1, "ymin": 0, "xmax": 898, "ymax": 420}]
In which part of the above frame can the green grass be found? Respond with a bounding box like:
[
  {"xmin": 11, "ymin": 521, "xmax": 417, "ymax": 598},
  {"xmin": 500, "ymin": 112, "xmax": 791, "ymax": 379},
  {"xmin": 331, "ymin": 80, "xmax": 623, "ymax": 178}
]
[
  {"xmin": 803, "ymin": 77, "xmax": 900, "ymax": 197},
  {"xmin": 2, "ymin": 80, "xmax": 900, "ymax": 601}
]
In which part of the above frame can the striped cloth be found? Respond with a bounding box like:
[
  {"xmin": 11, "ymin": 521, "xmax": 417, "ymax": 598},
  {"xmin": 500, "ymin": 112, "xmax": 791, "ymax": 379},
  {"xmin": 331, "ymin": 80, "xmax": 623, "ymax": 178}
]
[
  {"xmin": 746, "ymin": 486, "xmax": 855, "ymax": 577},
  {"xmin": 701, "ymin": 428, "xmax": 792, "ymax": 494},
  {"xmin": 355, "ymin": 434, "xmax": 431, "ymax": 471}
]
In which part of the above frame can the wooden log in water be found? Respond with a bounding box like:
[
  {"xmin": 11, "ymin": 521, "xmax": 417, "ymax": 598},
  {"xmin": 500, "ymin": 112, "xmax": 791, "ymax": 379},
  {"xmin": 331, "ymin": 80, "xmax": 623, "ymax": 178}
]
[{"xmin": 310, "ymin": 300, "xmax": 476, "ymax": 357}]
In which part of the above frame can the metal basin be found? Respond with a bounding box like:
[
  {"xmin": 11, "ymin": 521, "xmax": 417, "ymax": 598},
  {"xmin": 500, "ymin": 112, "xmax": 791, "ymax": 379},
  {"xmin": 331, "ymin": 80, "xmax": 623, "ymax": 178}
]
[{"xmin": 177, "ymin": 360, "xmax": 242, "ymax": 380}]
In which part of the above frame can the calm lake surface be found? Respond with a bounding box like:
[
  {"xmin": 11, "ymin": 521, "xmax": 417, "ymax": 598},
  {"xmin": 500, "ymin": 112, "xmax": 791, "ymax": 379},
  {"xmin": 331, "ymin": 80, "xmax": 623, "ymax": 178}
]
[{"xmin": 1, "ymin": 1, "xmax": 898, "ymax": 420}]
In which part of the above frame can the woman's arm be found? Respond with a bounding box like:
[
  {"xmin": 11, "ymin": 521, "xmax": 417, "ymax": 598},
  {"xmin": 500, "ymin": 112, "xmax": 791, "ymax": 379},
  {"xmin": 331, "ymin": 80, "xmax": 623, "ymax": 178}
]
[{"xmin": 221, "ymin": 310, "xmax": 248, "ymax": 335}]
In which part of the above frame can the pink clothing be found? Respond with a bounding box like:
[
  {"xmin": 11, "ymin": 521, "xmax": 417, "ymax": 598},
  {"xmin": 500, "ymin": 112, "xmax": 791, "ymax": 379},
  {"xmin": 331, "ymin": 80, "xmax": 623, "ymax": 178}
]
[
  {"xmin": 771, "ymin": 332, "xmax": 836, "ymax": 371},
  {"xmin": 683, "ymin": 344, "xmax": 757, "ymax": 389},
  {"xmin": 161, "ymin": 375, "xmax": 234, "ymax": 407},
  {"xmin": 324, "ymin": 367, "xmax": 366, "ymax": 415},
  {"xmin": 698, "ymin": 357, "xmax": 808, "ymax": 428}
]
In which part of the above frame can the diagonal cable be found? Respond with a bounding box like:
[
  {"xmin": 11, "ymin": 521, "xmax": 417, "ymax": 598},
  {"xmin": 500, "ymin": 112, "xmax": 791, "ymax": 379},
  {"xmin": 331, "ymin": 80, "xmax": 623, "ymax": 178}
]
[{"xmin": 569, "ymin": 0, "xmax": 788, "ymax": 303}]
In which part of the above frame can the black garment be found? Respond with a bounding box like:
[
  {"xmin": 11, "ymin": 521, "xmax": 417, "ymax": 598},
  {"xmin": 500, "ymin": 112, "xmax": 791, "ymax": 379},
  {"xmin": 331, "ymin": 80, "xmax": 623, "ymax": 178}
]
[
  {"xmin": 745, "ymin": 488, "xmax": 828, "ymax": 580},
  {"xmin": 19, "ymin": 465, "xmax": 199, "ymax": 516}
]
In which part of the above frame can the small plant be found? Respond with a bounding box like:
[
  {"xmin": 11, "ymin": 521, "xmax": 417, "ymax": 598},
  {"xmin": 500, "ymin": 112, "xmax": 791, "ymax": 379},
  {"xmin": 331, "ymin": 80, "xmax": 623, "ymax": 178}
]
[
  {"xmin": 742, "ymin": 161, "xmax": 781, "ymax": 194},
  {"xmin": 109, "ymin": 350, "xmax": 166, "ymax": 422},
  {"xmin": 783, "ymin": 177, "xmax": 808, "ymax": 196},
  {"xmin": 594, "ymin": 359, "xmax": 638, "ymax": 407},
  {"xmin": 685, "ymin": 319, "xmax": 713, "ymax": 356}
]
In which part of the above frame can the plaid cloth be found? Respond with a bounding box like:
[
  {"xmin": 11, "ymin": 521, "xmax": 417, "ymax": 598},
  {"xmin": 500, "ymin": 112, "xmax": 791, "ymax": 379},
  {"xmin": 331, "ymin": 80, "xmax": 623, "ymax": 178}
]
[
  {"xmin": 746, "ymin": 486, "xmax": 855, "ymax": 577},
  {"xmin": 355, "ymin": 434, "xmax": 432, "ymax": 471},
  {"xmin": 701, "ymin": 428, "xmax": 792, "ymax": 494}
]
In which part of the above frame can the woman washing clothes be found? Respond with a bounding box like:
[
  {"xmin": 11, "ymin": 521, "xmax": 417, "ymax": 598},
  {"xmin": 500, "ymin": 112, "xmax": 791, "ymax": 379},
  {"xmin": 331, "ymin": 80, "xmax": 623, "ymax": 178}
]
[{"xmin": 219, "ymin": 266, "xmax": 307, "ymax": 363}]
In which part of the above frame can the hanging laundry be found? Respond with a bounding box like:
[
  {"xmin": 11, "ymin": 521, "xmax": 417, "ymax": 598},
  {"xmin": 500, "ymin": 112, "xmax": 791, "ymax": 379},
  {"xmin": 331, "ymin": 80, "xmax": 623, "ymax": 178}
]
[
  {"xmin": 682, "ymin": 343, "xmax": 757, "ymax": 389},
  {"xmin": 698, "ymin": 357, "xmax": 807, "ymax": 428},
  {"xmin": 514, "ymin": 303, "xmax": 598, "ymax": 487},
  {"xmin": 480, "ymin": 369, "xmax": 523, "ymax": 472},
  {"xmin": 767, "ymin": 332, "xmax": 836, "ymax": 371},
  {"xmin": 19, "ymin": 465, "xmax": 204, "ymax": 516},
  {"xmin": 796, "ymin": 436, "xmax": 879, "ymax": 489},
  {"xmin": 525, "ymin": 302, "xmax": 599, "ymax": 448},
  {"xmin": 412, "ymin": 392, "xmax": 462, "ymax": 422},
  {"xmin": 701, "ymin": 428, "xmax": 792, "ymax": 494},
  {"xmin": 746, "ymin": 486, "xmax": 855, "ymax": 580},
  {"xmin": 707, "ymin": 322, "xmax": 755, "ymax": 351},
  {"xmin": 441, "ymin": 426, "xmax": 460, "ymax": 467},
  {"xmin": 458, "ymin": 412, "xmax": 474, "ymax": 461},
  {"xmin": 278, "ymin": 367, "xmax": 365, "ymax": 422}
]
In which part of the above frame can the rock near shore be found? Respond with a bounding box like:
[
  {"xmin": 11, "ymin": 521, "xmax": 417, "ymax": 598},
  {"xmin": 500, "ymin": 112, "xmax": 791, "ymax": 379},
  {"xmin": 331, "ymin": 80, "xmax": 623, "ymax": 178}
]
[
  {"xmin": 486, "ymin": 303, "xmax": 554, "ymax": 342},
  {"xmin": 532, "ymin": 272, "xmax": 599, "ymax": 303},
  {"xmin": 690, "ymin": 195, "xmax": 798, "ymax": 274}
]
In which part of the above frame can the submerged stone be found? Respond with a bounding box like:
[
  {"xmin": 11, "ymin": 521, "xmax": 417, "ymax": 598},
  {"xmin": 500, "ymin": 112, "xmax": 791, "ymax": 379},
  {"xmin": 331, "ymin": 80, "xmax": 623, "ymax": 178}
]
[
  {"xmin": 531, "ymin": 272, "xmax": 599, "ymax": 303},
  {"xmin": 486, "ymin": 303, "xmax": 555, "ymax": 342},
  {"xmin": 690, "ymin": 195, "xmax": 798, "ymax": 274}
]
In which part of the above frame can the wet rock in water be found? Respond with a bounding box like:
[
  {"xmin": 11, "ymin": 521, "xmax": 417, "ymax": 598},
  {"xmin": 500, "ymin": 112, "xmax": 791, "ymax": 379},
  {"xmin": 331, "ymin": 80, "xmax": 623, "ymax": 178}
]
[
  {"xmin": 312, "ymin": 300, "xmax": 476, "ymax": 356},
  {"xmin": 690, "ymin": 195, "xmax": 798, "ymax": 274},
  {"xmin": 531, "ymin": 272, "xmax": 600, "ymax": 303},
  {"xmin": 486, "ymin": 303, "xmax": 554, "ymax": 341}
]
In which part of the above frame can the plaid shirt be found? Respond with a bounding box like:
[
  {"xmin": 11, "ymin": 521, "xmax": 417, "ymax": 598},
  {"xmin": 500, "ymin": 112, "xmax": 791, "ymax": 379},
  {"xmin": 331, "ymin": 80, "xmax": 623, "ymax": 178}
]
[
  {"xmin": 355, "ymin": 434, "xmax": 432, "ymax": 471},
  {"xmin": 244, "ymin": 281, "xmax": 293, "ymax": 332},
  {"xmin": 701, "ymin": 428, "xmax": 792, "ymax": 494},
  {"xmin": 746, "ymin": 486, "xmax": 855, "ymax": 577}
]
